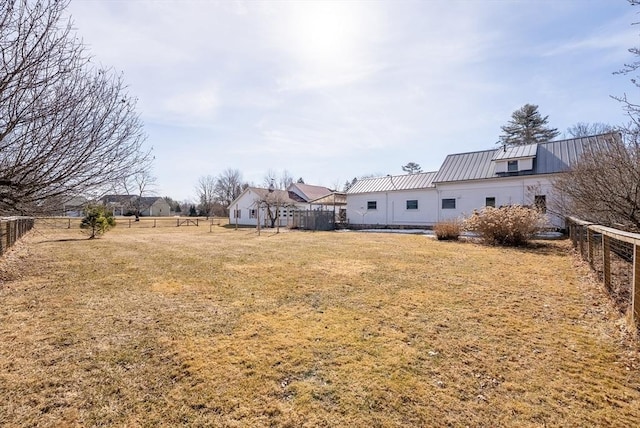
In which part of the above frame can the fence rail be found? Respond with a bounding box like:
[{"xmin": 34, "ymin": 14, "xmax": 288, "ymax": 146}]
[
  {"xmin": 0, "ymin": 216, "xmax": 35, "ymax": 256},
  {"xmin": 566, "ymin": 216, "xmax": 640, "ymax": 328},
  {"xmin": 36, "ymin": 216, "xmax": 227, "ymax": 230}
]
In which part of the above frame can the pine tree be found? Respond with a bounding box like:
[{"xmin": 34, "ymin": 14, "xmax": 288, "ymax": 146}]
[
  {"xmin": 498, "ymin": 104, "xmax": 559, "ymax": 146},
  {"xmin": 80, "ymin": 205, "xmax": 116, "ymax": 239},
  {"xmin": 401, "ymin": 162, "xmax": 423, "ymax": 174}
]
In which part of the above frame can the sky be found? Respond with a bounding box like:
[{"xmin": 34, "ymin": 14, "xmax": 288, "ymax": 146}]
[{"xmin": 65, "ymin": 0, "xmax": 640, "ymax": 202}]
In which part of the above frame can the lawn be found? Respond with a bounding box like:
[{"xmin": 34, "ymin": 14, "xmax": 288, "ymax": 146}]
[{"xmin": 1, "ymin": 222, "xmax": 639, "ymax": 427}]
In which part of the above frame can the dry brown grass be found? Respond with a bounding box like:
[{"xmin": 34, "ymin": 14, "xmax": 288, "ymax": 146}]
[{"xmin": 1, "ymin": 222, "xmax": 639, "ymax": 427}]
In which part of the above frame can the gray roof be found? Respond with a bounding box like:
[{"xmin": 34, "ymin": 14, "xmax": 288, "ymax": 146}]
[
  {"xmin": 289, "ymin": 183, "xmax": 332, "ymax": 201},
  {"xmin": 347, "ymin": 172, "xmax": 438, "ymax": 194},
  {"xmin": 433, "ymin": 133, "xmax": 617, "ymax": 183},
  {"xmin": 246, "ymin": 187, "xmax": 304, "ymax": 204},
  {"xmin": 492, "ymin": 143, "xmax": 538, "ymax": 160}
]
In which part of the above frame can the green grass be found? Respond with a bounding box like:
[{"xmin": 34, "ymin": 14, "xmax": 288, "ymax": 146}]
[{"xmin": 0, "ymin": 223, "xmax": 639, "ymax": 427}]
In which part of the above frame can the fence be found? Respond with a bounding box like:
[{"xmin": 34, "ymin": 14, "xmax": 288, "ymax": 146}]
[
  {"xmin": 290, "ymin": 210, "xmax": 335, "ymax": 231},
  {"xmin": 0, "ymin": 216, "xmax": 35, "ymax": 256},
  {"xmin": 566, "ymin": 216, "xmax": 640, "ymax": 327},
  {"xmin": 36, "ymin": 216, "xmax": 227, "ymax": 230}
]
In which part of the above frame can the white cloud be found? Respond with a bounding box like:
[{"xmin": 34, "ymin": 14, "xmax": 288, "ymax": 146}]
[{"xmin": 64, "ymin": 0, "xmax": 639, "ymax": 199}]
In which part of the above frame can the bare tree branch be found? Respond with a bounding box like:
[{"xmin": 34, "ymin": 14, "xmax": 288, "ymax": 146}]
[{"xmin": 0, "ymin": 0, "xmax": 151, "ymax": 215}]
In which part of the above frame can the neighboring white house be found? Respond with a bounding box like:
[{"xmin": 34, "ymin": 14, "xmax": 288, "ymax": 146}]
[
  {"xmin": 346, "ymin": 133, "xmax": 615, "ymax": 228},
  {"xmin": 228, "ymin": 183, "xmax": 333, "ymax": 227}
]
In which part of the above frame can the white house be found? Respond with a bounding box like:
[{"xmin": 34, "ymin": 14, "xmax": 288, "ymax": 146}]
[
  {"xmin": 101, "ymin": 195, "xmax": 172, "ymax": 217},
  {"xmin": 228, "ymin": 183, "xmax": 333, "ymax": 227},
  {"xmin": 346, "ymin": 133, "xmax": 616, "ymax": 228},
  {"xmin": 346, "ymin": 172, "xmax": 438, "ymax": 227}
]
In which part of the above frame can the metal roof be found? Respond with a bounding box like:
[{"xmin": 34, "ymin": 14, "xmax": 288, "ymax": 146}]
[
  {"xmin": 347, "ymin": 171, "xmax": 438, "ymax": 194},
  {"xmin": 290, "ymin": 183, "xmax": 332, "ymax": 201},
  {"xmin": 434, "ymin": 133, "xmax": 618, "ymax": 183},
  {"xmin": 309, "ymin": 192, "xmax": 347, "ymax": 206},
  {"xmin": 492, "ymin": 143, "xmax": 538, "ymax": 160}
]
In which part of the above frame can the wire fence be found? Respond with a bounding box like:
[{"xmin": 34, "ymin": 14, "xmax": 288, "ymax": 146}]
[
  {"xmin": 35, "ymin": 216, "xmax": 228, "ymax": 230},
  {"xmin": 566, "ymin": 216, "xmax": 640, "ymax": 328},
  {"xmin": 0, "ymin": 216, "xmax": 35, "ymax": 256}
]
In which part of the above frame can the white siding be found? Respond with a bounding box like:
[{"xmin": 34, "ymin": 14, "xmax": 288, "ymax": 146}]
[
  {"xmin": 494, "ymin": 157, "xmax": 534, "ymax": 173},
  {"xmin": 228, "ymin": 189, "xmax": 259, "ymax": 226},
  {"xmin": 228, "ymin": 189, "xmax": 306, "ymax": 227},
  {"xmin": 346, "ymin": 189, "xmax": 438, "ymax": 226},
  {"xmin": 436, "ymin": 175, "xmax": 562, "ymax": 227}
]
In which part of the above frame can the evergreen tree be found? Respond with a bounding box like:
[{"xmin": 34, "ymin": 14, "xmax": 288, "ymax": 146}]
[
  {"xmin": 343, "ymin": 177, "xmax": 358, "ymax": 192},
  {"xmin": 80, "ymin": 205, "xmax": 116, "ymax": 239},
  {"xmin": 498, "ymin": 104, "xmax": 559, "ymax": 146},
  {"xmin": 401, "ymin": 162, "xmax": 423, "ymax": 174}
]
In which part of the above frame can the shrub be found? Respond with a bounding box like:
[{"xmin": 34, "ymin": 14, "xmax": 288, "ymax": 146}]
[
  {"xmin": 464, "ymin": 205, "xmax": 547, "ymax": 246},
  {"xmin": 80, "ymin": 205, "xmax": 116, "ymax": 239},
  {"xmin": 433, "ymin": 220, "xmax": 462, "ymax": 241}
]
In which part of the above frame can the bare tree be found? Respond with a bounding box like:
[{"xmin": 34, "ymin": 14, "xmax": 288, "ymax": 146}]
[
  {"xmin": 0, "ymin": 0, "xmax": 151, "ymax": 215},
  {"xmin": 278, "ymin": 170, "xmax": 294, "ymax": 190},
  {"xmin": 257, "ymin": 170, "xmax": 295, "ymax": 230},
  {"xmin": 613, "ymin": 1, "xmax": 640, "ymax": 116},
  {"xmin": 554, "ymin": 0, "xmax": 640, "ymax": 230},
  {"xmin": 553, "ymin": 131, "xmax": 640, "ymax": 230},
  {"xmin": 195, "ymin": 175, "xmax": 216, "ymax": 218},
  {"xmin": 566, "ymin": 122, "xmax": 615, "ymax": 138},
  {"xmin": 256, "ymin": 188, "xmax": 292, "ymax": 231},
  {"xmin": 119, "ymin": 168, "xmax": 157, "ymax": 220},
  {"xmin": 214, "ymin": 168, "xmax": 244, "ymax": 215}
]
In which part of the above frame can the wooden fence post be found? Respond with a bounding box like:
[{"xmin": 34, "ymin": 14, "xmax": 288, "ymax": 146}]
[
  {"xmin": 587, "ymin": 228, "xmax": 594, "ymax": 267},
  {"xmin": 634, "ymin": 244, "xmax": 640, "ymax": 327},
  {"xmin": 6, "ymin": 221, "xmax": 12, "ymax": 249},
  {"xmin": 603, "ymin": 235, "xmax": 611, "ymax": 291}
]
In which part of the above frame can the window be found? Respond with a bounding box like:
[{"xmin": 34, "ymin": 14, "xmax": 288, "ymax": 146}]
[
  {"xmin": 507, "ymin": 160, "xmax": 518, "ymax": 172},
  {"xmin": 485, "ymin": 197, "xmax": 496, "ymax": 208},
  {"xmin": 233, "ymin": 209, "xmax": 241, "ymax": 218},
  {"xmin": 249, "ymin": 209, "xmax": 257, "ymax": 219},
  {"xmin": 367, "ymin": 201, "xmax": 377, "ymax": 210},
  {"xmin": 441, "ymin": 198, "xmax": 456, "ymax": 209},
  {"xmin": 406, "ymin": 200, "xmax": 418, "ymax": 210},
  {"xmin": 534, "ymin": 195, "xmax": 547, "ymax": 213}
]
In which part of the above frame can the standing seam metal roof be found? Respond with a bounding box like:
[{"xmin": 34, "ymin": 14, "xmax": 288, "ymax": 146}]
[
  {"xmin": 433, "ymin": 133, "xmax": 617, "ymax": 183},
  {"xmin": 492, "ymin": 143, "xmax": 538, "ymax": 160},
  {"xmin": 347, "ymin": 171, "xmax": 438, "ymax": 194}
]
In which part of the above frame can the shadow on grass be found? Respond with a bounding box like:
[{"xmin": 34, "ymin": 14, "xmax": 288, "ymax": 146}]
[
  {"xmin": 520, "ymin": 240, "xmax": 571, "ymax": 256},
  {"xmin": 457, "ymin": 236, "xmax": 570, "ymax": 256},
  {"xmin": 37, "ymin": 238, "xmax": 90, "ymax": 244}
]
